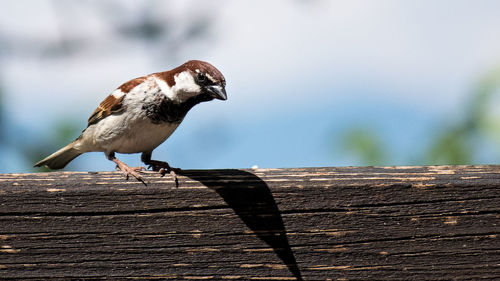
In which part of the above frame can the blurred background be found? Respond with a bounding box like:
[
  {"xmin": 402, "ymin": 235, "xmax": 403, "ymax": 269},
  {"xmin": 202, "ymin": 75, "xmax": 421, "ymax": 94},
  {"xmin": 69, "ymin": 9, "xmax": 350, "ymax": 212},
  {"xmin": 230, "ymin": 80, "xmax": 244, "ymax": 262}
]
[{"xmin": 1, "ymin": 0, "xmax": 500, "ymax": 173}]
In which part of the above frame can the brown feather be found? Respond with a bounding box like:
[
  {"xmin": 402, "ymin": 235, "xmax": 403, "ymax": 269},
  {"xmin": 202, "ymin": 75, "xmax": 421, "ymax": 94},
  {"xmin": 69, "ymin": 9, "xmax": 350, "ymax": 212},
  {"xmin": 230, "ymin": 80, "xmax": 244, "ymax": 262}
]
[
  {"xmin": 118, "ymin": 76, "xmax": 146, "ymax": 93},
  {"xmin": 87, "ymin": 94, "xmax": 125, "ymax": 126}
]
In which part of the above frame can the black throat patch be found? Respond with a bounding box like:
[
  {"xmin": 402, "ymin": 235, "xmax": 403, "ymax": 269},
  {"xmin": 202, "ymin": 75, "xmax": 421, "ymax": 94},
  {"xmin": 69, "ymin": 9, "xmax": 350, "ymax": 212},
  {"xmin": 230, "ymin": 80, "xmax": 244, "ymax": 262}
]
[{"xmin": 142, "ymin": 93, "xmax": 212, "ymax": 124}]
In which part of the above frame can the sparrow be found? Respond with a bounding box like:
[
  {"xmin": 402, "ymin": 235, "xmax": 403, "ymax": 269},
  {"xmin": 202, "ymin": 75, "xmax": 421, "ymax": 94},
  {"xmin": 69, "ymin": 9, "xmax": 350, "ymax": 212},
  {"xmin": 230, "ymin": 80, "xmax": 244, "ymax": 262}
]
[{"xmin": 35, "ymin": 60, "xmax": 227, "ymax": 184}]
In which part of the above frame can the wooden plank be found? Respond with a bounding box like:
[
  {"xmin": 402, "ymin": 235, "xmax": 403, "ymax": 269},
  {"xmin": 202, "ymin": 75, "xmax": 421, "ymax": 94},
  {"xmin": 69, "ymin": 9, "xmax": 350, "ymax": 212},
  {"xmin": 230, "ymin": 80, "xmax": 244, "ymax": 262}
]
[{"xmin": 0, "ymin": 166, "xmax": 499, "ymax": 280}]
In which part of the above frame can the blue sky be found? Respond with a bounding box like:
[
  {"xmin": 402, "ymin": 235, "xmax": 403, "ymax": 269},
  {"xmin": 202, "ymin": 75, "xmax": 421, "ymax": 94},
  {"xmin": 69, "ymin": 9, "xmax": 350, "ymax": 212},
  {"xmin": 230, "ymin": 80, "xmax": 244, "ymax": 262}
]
[{"xmin": 1, "ymin": 0, "xmax": 500, "ymax": 172}]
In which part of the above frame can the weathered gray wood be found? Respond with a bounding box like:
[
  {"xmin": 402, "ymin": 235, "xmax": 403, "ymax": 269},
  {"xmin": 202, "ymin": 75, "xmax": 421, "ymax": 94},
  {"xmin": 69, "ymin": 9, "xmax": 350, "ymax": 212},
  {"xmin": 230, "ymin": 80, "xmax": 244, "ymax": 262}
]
[{"xmin": 0, "ymin": 166, "xmax": 499, "ymax": 280}]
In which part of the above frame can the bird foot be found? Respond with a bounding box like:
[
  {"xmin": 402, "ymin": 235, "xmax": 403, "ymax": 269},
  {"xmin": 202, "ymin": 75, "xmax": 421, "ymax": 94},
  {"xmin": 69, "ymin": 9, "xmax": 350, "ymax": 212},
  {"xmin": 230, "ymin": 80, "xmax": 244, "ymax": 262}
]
[
  {"xmin": 115, "ymin": 164, "xmax": 146, "ymax": 184},
  {"xmin": 147, "ymin": 160, "xmax": 180, "ymax": 187}
]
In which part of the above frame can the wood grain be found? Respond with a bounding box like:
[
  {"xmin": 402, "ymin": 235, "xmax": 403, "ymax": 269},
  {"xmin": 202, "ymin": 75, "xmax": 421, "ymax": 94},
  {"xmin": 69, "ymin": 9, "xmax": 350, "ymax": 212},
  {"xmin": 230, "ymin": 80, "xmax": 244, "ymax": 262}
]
[{"xmin": 0, "ymin": 166, "xmax": 499, "ymax": 280}]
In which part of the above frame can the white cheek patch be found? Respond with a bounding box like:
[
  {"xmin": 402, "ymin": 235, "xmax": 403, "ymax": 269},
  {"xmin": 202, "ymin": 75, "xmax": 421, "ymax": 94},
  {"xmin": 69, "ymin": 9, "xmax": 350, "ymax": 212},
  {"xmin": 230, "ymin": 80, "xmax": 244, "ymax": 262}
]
[
  {"xmin": 152, "ymin": 71, "xmax": 201, "ymax": 103},
  {"xmin": 171, "ymin": 71, "xmax": 201, "ymax": 102},
  {"xmin": 174, "ymin": 71, "xmax": 200, "ymax": 92}
]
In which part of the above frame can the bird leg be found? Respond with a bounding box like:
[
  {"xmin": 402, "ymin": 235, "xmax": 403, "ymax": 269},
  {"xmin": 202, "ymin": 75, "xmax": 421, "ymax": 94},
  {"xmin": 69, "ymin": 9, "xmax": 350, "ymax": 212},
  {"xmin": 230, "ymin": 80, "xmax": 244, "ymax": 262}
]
[
  {"xmin": 107, "ymin": 152, "xmax": 145, "ymax": 184},
  {"xmin": 141, "ymin": 152, "xmax": 180, "ymax": 187}
]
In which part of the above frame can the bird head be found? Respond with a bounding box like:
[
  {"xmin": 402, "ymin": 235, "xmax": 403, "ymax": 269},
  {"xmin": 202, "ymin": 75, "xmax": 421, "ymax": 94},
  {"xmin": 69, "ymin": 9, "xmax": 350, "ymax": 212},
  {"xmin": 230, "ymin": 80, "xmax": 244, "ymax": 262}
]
[{"xmin": 159, "ymin": 60, "xmax": 227, "ymax": 103}]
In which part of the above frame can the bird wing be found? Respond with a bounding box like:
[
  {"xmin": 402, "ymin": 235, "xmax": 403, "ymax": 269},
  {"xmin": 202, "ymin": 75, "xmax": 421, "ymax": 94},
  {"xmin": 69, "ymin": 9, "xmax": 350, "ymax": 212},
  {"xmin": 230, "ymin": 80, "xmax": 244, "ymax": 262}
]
[
  {"xmin": 87, "ymin": 76, "xmax": 146, "ymax": 126},
  {"xmin": 87, "ymin": 94, "xmax": 125, "ymax": 126}
]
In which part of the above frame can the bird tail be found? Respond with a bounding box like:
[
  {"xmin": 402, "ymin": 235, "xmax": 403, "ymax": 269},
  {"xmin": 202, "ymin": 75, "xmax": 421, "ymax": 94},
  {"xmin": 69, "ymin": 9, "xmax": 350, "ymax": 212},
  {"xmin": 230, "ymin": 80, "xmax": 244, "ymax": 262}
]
[{"xmin": 34, "ymin": 140, "xmax": 83, "ymax": 170}]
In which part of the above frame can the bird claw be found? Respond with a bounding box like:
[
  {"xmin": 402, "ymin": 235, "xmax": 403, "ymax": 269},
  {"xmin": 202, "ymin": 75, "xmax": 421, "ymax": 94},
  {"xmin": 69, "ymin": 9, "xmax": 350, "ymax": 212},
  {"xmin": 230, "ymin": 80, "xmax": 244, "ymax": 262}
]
[
  {"xmin": 147, "ymin": 161, "xmax": 180, "ymax": 188},
  {"xmin": 115, "ymin": 165, "xmax": 147, "ymax": 185},
  {"xmin": 157, "ymin": 167, "xmax": 179, "ymax": 188},
  {"xmin": 158, "ymin": 167, "xmax": 166, "ymax": 176}
]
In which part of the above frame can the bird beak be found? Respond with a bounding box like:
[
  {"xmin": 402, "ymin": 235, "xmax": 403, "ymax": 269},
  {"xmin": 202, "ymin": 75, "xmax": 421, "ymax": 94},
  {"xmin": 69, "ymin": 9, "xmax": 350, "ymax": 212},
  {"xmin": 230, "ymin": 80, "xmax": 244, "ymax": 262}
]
[{"xmin": 205, "ymin": 85, "xmax": 227, "ymax": 100}]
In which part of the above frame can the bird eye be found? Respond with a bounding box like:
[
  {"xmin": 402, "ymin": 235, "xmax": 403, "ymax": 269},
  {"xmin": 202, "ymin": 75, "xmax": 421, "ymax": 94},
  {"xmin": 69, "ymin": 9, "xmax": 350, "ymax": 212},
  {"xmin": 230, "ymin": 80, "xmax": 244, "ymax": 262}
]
[{"xmin": 197, "ymin": 73, "xmax": 206, "ymax": 83}]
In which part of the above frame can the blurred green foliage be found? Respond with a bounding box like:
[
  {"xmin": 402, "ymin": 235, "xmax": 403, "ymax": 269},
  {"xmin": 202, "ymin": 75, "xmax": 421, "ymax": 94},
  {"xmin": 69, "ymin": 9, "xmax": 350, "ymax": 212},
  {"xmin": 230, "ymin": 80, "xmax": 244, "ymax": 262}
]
[
  {"xmin": 425, "ymin": 66, "xmax": 500, "ymax": 165},
  {"xmin": 340, "ymin": 127, "xmax": 387, "ymax": 166},
  {"xmin": 340, "ymin": 66, "xmax": 500, "ymax": 166},
  {"xmin": 425, "ymin": 127, "xmax": 472, "ymax": 164}
]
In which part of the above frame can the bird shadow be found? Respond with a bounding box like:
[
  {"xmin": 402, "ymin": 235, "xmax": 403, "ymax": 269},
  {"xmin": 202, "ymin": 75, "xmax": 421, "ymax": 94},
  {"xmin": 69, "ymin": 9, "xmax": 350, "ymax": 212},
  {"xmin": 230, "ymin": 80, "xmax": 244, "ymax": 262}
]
[{"xmin": 178, "ymin": 169, "xmax": 303, "ymax": 281}]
